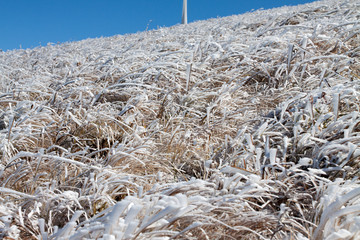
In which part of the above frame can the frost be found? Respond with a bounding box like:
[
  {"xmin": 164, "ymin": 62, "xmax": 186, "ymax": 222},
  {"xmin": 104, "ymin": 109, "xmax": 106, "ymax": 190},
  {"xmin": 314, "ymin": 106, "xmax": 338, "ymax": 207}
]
[{"xmin": 0, "ymin": 0, "xmax": 360, "ymax": 239}]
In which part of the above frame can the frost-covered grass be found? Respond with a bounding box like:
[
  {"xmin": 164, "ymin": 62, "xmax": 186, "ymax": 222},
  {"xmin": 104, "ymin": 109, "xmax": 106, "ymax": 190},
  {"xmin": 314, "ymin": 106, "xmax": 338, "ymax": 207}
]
[{"xmin": 0, "ymin": 0, "xmax": 360, "ymax": 239}]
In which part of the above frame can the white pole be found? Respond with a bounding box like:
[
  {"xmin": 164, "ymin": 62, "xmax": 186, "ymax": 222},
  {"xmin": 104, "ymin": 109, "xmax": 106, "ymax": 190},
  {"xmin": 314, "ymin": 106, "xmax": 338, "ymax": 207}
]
[{"xmin": 182, "ymin": 0, "xmax": 188, "ymax": 24}]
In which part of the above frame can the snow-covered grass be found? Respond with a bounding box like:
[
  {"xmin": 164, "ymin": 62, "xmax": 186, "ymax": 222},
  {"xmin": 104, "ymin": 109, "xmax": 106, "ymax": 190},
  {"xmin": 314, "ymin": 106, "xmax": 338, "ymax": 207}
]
[{"xmin": 0, "ymin": 0, "xmax": 360, "ymax": 239}]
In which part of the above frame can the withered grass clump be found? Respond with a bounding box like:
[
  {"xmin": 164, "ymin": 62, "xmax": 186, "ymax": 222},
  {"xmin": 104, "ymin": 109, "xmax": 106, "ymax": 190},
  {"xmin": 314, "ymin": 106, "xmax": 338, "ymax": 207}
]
[{"xmin": 0, "ymin": 0, "xmax": 360, "ymax": 239}]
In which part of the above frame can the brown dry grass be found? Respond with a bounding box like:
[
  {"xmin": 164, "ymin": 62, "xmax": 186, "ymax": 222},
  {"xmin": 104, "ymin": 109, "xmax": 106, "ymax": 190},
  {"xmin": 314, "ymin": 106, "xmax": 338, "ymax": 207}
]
[{"xmin": 0, "ymin": 0, "xmax": 360, "ymax": 239}]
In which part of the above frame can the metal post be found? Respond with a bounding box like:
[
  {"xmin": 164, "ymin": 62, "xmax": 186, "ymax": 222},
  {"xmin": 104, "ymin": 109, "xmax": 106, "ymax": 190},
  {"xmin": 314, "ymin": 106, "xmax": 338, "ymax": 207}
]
[{"xmin": 182, "ymin": 0, "xmax": 188, "ymax": 24}]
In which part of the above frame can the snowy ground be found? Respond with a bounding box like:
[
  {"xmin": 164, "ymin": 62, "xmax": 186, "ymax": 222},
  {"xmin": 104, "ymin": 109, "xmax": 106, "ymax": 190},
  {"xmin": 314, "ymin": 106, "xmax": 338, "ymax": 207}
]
[{"xmin": 0, "ymin": 0, "xmax": 360, "ymax": 239}]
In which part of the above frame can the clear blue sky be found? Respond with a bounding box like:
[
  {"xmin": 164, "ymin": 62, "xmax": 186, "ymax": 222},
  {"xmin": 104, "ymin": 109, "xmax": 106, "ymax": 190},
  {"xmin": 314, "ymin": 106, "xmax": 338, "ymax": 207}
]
[{"xmin": 0, "ymin": 0, "xmax": 316, "ymax": 51}]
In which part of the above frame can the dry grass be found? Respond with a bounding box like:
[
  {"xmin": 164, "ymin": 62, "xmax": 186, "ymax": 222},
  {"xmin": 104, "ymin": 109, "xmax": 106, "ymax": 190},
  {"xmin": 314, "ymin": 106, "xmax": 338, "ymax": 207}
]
[{"xmin": 0, "ymin": 0, "xmax": 360, "ymax": 239}]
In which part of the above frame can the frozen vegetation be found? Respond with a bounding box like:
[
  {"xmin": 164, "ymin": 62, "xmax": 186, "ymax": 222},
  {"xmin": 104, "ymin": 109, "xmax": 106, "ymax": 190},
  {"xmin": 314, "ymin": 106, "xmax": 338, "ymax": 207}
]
[{"xmin": 0, "ymin": 0, "xmax": 360, "ymax": 239}]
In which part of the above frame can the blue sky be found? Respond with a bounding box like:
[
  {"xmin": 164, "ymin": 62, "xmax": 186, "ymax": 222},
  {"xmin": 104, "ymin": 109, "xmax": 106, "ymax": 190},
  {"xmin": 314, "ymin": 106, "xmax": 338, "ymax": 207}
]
[{"xmin": 0, "ymin": 0, "xmax": 315, "ymax": 51}]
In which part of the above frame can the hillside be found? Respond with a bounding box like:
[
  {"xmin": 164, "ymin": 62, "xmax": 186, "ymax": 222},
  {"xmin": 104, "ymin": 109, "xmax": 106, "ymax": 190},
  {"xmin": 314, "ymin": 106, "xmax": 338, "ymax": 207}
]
[{"xmin": 0, "ymin": 0, "xmax": 360, "ymax": 239}]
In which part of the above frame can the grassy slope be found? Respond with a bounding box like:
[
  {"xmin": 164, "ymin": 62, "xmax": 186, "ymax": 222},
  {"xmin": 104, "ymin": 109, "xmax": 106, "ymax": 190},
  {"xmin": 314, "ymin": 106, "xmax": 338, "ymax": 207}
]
[{"xmin": 0, "ymin": 0, "xmax": 360, "ymax": 239}]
